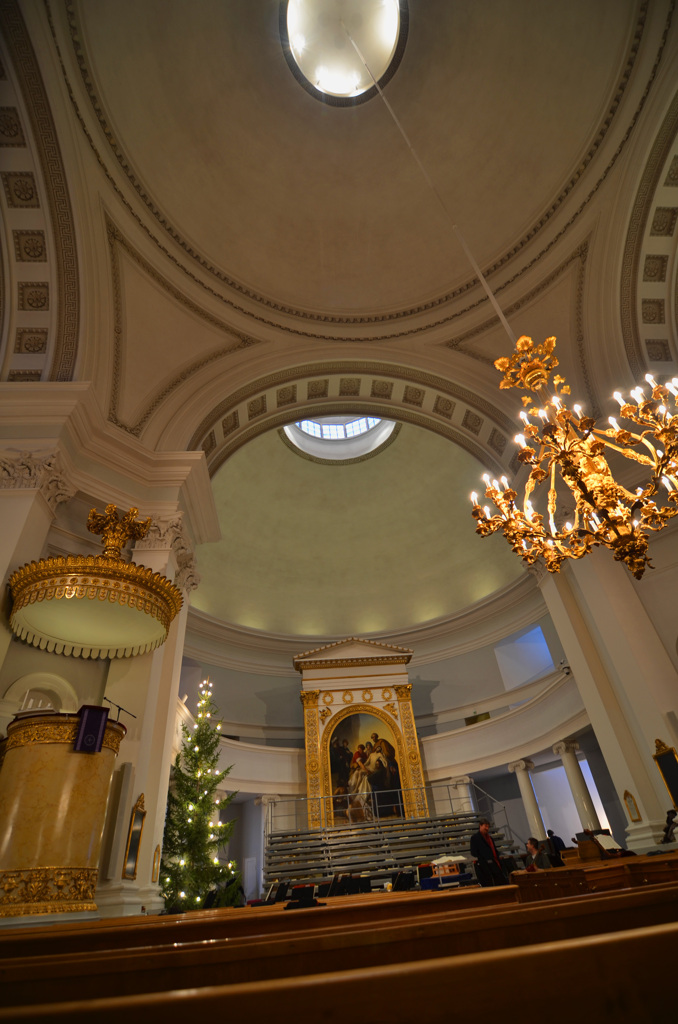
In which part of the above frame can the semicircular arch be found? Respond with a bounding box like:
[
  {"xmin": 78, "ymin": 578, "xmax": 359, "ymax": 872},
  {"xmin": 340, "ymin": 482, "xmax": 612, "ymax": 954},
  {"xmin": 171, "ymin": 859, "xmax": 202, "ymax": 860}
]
[{"xmin": 184, "ymin": 362, "xmax": 517, "ymax": 478}]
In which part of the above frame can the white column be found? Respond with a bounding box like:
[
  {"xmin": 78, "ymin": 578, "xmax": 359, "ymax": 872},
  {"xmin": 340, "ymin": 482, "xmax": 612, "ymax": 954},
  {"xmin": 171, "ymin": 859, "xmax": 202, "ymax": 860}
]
[
  {"xmin": 508, "ymin": 759, "xmax": 546, "ymax": 839},
  {"xmin": 539, "ymin": 554, "xmax": 674, "ymax": 850},
  {"xmin": 450, "ymin": 776, "xmax": 476, "ymax": 813},
  {"xmin": 95, "ymin": 516, "xmax": 198, "ymax": 917},
  {"xmin": 552, "ymin": 741, "xmax": 601, "ymax": 831}
]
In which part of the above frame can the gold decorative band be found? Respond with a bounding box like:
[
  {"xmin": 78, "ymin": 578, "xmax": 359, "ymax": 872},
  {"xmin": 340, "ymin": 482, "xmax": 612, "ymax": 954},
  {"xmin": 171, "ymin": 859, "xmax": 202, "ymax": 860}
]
[
  {"xmin": 5, "ymin": 717, "xmax": 125, "ymax": 753},
  {"xmin": 0, "ymin": 867, "xmax": 98, "ymax": 916},
  {"xmin": 9, "ymin": 554, "xmax": 182, "ymax": 632}
]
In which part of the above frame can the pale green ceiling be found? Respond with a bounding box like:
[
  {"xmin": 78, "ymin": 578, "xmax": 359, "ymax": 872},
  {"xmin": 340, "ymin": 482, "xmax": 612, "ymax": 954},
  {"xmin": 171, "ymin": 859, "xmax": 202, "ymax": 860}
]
[{"xmin": 192, "ymin": 423, "xmax": 524, "ymax": 637}]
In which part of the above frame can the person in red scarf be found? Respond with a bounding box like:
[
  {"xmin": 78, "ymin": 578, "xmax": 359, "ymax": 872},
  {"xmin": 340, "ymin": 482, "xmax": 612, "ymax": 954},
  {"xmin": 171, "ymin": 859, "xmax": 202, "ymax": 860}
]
[{"xmin": 470, "ymin": 818, "xmax": 510, "ymax": 886}]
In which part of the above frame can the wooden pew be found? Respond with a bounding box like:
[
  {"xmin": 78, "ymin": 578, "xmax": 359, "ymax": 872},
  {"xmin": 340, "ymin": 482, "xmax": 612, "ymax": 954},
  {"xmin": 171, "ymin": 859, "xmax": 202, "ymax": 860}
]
[
  {"xmin": 0, "ymin": 919, "xmax": 676, "ymax": 1022},
  {"xmin": 1, "ymin": 881, "xmax": 677, "ymax": 1007},
  {"xmin": 511, "ymin": 850, "xmax": 678, "ymax": 901},
  {"xmin": 0, "ymin": 883, "xmax": 517, "ymax": 959}
]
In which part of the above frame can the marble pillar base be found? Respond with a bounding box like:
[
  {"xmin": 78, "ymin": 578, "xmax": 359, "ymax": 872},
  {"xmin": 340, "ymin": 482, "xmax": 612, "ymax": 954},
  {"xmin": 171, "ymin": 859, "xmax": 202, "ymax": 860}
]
[
  {"xmin": 94, "ymin": 880, "xmax": 156, "ymax": 918},
  {"xmin": 624, "ymin": 819, "xmax": 667, "ymax": 853}
]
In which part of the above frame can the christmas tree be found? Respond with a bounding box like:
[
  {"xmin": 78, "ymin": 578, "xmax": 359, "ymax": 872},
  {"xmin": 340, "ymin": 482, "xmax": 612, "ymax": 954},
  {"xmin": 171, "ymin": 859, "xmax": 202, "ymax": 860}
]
[{"xmin": 160, "ymin": 678, "xmax": 241, "ymax": 912}]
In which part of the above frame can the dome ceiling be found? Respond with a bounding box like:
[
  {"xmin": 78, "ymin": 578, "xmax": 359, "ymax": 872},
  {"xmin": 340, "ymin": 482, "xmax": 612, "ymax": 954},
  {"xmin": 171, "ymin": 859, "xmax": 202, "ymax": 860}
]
[
  {"xmin": 191, "ymin": 423, "xmax": 524, "ymax": 637},
  {"xmin": 77, "ymin": 0, "xmax": 635, "ymax": 320},
  {"xmin": 51, "ymin": 0, "xmax": 676, "ymax": 646}
]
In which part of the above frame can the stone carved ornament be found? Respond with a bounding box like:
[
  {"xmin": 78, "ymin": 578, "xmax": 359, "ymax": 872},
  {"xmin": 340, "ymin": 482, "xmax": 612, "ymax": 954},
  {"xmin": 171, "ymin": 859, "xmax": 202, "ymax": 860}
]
[
  {"xmin": 135, "ymin": 513, "xmax": 200, "ymax": 593},
  {"xmin": 0, "ymin": 450, "xmax": 74, "ymax": 512}
]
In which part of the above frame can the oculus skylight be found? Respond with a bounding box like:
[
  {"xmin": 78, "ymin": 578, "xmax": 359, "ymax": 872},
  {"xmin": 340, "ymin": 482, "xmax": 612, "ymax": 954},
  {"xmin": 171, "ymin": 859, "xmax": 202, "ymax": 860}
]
[
  {"xmin": 283, "ymin": 415, "xmax": 397, "ymax": 462},
  {"xmin": 281, "ymin": 0, "xmax": 408, "ymax": 105}
]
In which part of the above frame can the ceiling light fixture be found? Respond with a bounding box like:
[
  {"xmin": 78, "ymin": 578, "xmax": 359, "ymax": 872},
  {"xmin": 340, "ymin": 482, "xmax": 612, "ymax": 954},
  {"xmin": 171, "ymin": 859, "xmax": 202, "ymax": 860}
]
[
  {"xmin": 281, "ymin": 0, "xmax": 407, "ymax": 105},
  {"xmin": 470, "ymin": 335, "xmax": 678, "ymax": 579}
]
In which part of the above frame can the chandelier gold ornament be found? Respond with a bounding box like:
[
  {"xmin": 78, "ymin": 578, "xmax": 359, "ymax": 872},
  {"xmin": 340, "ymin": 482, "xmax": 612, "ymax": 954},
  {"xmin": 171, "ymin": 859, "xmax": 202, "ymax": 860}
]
[
  {"xmin": 8, "ymin": 505, "xmax": 183, "ymax": 658},
  {"xmin": 470, "ymin": 335, "xmax": 678, "ymax": 580}
]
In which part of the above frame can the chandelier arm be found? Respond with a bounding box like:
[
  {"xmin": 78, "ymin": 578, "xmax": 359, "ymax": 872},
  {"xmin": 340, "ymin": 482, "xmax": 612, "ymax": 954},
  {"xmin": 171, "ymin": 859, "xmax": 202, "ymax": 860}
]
[{"xmin": 547, "ymin": 461, "xmax": 558, "ymax": 537}]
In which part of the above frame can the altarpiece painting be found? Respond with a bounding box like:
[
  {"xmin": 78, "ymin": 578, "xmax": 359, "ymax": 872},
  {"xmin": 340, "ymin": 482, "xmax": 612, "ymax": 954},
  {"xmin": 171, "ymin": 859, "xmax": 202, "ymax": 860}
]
[{"xmin": 296, "ymin": 638, "xmax": 428, "ymax": 828}]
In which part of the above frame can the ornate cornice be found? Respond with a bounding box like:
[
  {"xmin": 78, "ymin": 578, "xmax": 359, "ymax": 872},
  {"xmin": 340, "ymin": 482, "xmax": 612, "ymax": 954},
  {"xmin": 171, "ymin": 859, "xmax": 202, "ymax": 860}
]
[{"xmin": 294, "ymin": 636, "xmax": 413, "ymax": 671}]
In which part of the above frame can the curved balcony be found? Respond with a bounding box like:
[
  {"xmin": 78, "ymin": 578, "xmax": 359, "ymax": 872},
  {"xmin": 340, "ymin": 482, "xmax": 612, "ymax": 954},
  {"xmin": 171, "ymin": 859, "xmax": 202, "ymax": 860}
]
[{"xmin": 175, "ymin": 668, "xmax": 586, "ymax": 796}]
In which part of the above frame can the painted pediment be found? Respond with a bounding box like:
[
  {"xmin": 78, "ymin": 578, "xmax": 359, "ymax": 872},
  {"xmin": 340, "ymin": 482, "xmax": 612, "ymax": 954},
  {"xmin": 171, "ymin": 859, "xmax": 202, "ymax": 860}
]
[{"xmin": 294, "ymin": 636, "xmax": 412, "ymax": 670}]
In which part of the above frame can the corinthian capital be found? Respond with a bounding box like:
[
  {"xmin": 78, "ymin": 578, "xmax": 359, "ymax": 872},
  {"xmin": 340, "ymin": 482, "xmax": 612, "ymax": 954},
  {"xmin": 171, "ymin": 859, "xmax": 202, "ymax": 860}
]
[
  {"xmin": 0, "ymin": 450, "xmax": 74, "ymax": 512},
  {"xmin": 134, "ymin": 513, "xmax": 188, "ymax": 553}
]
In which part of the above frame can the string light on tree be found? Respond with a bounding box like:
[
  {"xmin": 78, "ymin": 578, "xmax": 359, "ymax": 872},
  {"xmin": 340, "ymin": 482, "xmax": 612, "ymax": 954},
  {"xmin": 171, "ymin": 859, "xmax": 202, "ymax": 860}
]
[
  {"xmin": 470, "ymin": 335, "xmax": 678, "ymax": 579},
  {"xmin": 160, "ymin": 678, "xmax": 240, "ymax": 912}
]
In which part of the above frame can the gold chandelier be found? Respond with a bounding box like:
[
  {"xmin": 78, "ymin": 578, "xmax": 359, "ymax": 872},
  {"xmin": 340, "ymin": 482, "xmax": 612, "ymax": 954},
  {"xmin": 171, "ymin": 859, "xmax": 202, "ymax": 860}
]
[
  {"xmin": 9, "ymin": 505, "xmax": 183, "ymax": 658},
  {"xmin": 470, "ymin": 335, "xmax": 678, "ymax": 579}
]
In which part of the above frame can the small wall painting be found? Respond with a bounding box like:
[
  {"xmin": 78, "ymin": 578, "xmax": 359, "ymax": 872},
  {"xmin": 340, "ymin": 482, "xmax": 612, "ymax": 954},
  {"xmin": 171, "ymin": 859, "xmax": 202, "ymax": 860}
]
[{"xmin": 329, "ymin": 713, "xmax": 403, "ymax": 824}]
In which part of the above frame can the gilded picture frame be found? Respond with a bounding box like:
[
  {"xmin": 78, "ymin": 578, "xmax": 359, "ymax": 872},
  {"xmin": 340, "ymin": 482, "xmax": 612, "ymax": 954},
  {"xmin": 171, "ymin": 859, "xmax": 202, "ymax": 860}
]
[{"xmin": 122, "ymin": 793, "xmax": 146, "ymax": 880}]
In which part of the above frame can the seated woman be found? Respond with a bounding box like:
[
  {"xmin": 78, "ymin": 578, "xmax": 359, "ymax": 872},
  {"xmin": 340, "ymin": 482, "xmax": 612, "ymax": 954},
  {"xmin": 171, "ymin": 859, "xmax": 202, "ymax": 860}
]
[{"xmin": 525, "ymin": 837, "xmax": 551, "ymax": 870}]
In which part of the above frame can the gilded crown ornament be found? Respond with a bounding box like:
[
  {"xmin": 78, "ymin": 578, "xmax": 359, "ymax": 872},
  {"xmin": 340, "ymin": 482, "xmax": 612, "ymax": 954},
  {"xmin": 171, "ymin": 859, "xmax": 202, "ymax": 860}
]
[
  {"xmin": 8, "ymin": 504, "xmax": 182, "ymax": 658},
  {"xmin": 471, "ymin": 335, "xmax": 678, "ymax": 579}
]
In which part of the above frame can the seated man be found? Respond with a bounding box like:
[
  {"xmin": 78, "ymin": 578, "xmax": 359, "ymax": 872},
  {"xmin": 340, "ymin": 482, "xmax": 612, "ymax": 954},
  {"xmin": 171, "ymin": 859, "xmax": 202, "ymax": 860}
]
[
  {"xmin": 469, "ymin": 818, "xmax": 509, "ymax": 886},
  {"xmin": 524, "ymin": 836, "xmax": 551, "ymax": 871}
]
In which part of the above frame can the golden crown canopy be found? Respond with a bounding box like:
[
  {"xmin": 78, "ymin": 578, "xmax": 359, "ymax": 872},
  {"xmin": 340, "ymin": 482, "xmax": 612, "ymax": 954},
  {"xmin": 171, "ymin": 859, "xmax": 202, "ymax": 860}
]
[{"xmin": 8, "ymin": 505, "xmax": 183, "ymax": 659}]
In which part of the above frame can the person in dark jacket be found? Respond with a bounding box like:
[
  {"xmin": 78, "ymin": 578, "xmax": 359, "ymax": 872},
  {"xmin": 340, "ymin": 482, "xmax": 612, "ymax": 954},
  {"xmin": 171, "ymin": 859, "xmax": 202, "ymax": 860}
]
[
  {"xmin": 547, "ymin": 828, "xmax": 566, "ymax": 851},
  {"xmin": 469, "ymin": 818, "xmax": 509, "ymax": 886}
]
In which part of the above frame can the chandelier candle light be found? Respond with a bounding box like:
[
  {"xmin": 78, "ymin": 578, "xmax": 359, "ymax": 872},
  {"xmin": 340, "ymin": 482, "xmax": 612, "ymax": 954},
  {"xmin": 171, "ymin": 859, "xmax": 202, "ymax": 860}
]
[{"xmin": 470, "ymin": 335, "xmax": 678, "ymax": 579}]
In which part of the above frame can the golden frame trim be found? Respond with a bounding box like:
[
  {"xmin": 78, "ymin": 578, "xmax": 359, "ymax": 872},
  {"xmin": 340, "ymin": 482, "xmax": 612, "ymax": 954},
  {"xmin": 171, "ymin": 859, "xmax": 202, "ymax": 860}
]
[
  {"xmin": 653, "ymin": 739, "xmax": 678, "ymax": 810},
  {"xmin": 122, "ymin": 794, "xmax": 146, "ymax": 880},
  {"xmin": 151, "ymin": 844, "xmax": 161, "ymax": 883}
]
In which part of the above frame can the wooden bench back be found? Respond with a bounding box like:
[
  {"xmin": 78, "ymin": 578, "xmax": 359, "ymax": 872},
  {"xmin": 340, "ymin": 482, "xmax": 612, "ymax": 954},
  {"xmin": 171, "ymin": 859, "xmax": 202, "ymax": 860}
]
[
  {"xmin": 2, "ymin": 881, "xmax": 677, "ymax": 1008},
  {"xmin": 0, "ymin": 919, "xmax": 675, "ymax": 1022}
]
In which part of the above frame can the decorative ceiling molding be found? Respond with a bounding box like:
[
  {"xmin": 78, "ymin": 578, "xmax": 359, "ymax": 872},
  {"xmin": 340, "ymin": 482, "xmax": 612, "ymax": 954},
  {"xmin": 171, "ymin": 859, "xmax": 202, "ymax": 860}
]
[
  {"xmin": 620, "ymin": 87, "xmax": 678, "ymax": 377},
  {"xmin": 106, "ymin": 215, "xmax": 261, "ymax": 437},
  {"xmin": 186, "ymin": 361, "xmax": 518, "ymax": 478},
  {"xmin": 49, "ymin": 0, "xmax": 665, "ymax": 338},
  {"xmin": 0, "ymin": 0, "xmax": 79, "ymax": 382},
  {"xmin": 447, "ymin": 239, "xmax": 598, "ymax": 416}
]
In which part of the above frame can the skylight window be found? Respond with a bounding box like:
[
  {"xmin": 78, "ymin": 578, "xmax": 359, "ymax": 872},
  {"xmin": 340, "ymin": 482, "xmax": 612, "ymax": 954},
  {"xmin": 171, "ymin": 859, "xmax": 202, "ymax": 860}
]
[
  {"xmin": 283, "ymin": 415, "xmax": 398, "ymax": 462},
  {"xmin": 281, "ymin": 1, "xmax": 408, "ymax": 106},
  {"xmin": 297, "ymin": 416, "xmax": 381, "ymax": 440}
]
